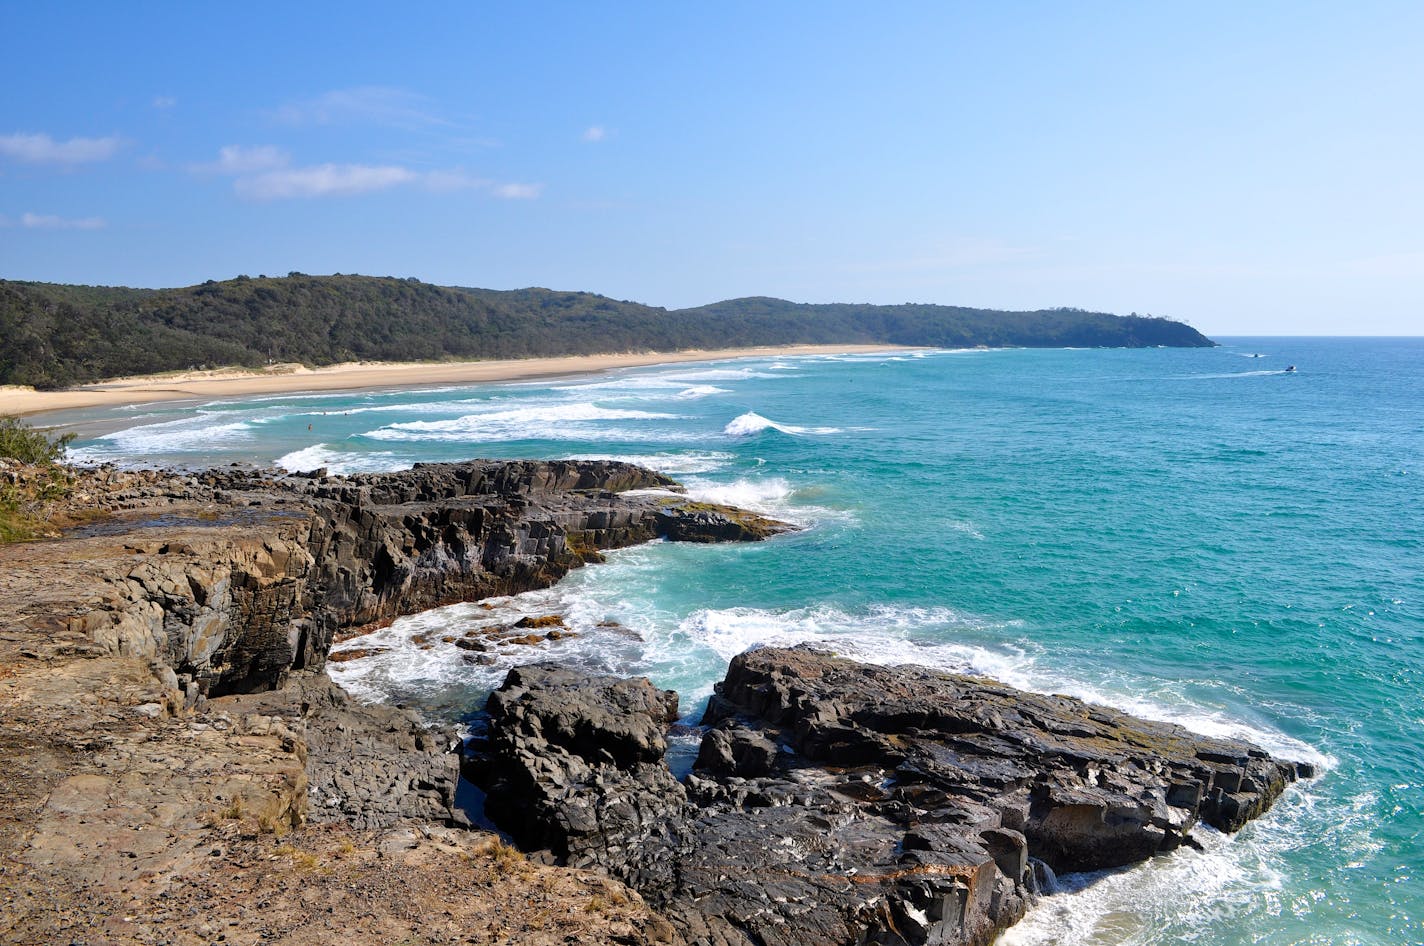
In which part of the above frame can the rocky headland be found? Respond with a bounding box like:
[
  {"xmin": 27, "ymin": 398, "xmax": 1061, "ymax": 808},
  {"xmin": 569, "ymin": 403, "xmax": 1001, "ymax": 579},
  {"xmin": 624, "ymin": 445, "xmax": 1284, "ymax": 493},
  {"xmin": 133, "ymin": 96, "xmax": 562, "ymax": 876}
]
[
  {"xmin": 0, "ymin": 458, "xmax": 783, "ymax": 944},
  {"xmin": 0, "ymin": 458, "xmax": 1310, "ymax": 945}
]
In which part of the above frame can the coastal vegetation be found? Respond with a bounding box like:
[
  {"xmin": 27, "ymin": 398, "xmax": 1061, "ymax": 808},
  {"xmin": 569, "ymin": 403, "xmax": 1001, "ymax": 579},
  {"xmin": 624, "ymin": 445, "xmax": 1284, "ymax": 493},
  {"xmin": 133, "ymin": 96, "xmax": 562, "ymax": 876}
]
[
  {"xmin": 0, "ymin": 273, "xmax": 1213, "ymax": 389},
  {"xmin": 0, "ymin": 416, "xmax": 74, "ymax": 541}
]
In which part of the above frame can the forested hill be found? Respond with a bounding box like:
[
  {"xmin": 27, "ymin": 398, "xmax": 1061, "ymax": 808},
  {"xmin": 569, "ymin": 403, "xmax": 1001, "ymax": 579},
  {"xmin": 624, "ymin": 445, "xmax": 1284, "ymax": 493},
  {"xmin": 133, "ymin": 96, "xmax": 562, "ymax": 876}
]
[{"xmin": 0, "ymin": 274, "xmax": 1214, "ymax": 389}]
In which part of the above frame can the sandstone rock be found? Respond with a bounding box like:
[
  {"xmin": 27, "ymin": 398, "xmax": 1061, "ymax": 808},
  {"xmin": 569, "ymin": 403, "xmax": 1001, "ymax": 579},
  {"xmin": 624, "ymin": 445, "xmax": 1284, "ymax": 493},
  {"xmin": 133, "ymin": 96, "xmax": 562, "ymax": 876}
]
[
  {"xmin": 514, "ymin": 613, "xmax": 567, "ymax": 629},
  {"xmin": 215, "ymin": 672, "xmax": 463, "ymax": 830},
  {"xmin": 10, "ymin": 460, "xmax": 793, "ymax": 699}
]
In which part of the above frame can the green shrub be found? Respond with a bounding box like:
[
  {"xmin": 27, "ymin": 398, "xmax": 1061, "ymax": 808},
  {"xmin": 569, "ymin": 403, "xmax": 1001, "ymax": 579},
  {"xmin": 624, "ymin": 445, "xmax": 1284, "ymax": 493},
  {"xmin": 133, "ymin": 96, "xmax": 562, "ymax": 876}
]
[
  {"xmin": 0, "ymin": 416, "xmax": 75, "ymax": 541},
  {"xmin": 0, "ymin": 416, "xmax": 75, "ymax": 464}
]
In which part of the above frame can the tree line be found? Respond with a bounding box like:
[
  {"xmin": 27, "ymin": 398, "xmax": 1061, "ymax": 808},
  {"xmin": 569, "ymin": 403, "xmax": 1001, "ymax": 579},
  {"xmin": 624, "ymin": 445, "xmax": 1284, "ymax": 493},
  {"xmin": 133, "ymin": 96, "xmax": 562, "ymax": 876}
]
[{"xmin": 0, "ymin": 273, "xmax": 1213, "ymax": 389}]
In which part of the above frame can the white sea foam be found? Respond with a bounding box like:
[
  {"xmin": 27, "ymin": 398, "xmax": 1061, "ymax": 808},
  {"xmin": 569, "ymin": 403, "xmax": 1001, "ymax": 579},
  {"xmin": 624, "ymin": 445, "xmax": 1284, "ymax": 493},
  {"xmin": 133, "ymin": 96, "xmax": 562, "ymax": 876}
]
[
  {"xmin": 92, "ymin": 414, "xmax": 255, "ymax": 453},
  {"xmin": 327, "ymin": 579, "xmax": 653, "ymax": 707},
  {"xmin": 661, "ymin": 367, "xmax": 778, "ymax": 382},
  {"xmin": 680, "ymin": 475, "xmax": 851, "ymax": 527},
  {"xmin": 674, "ymin": 385, "xmax": 730, "ymax": 399},
  {"xmin": 565, "ymin": 452, "xmax": 735, "ymax": 475},
  {"xmin": 998, "ymin": 779, "xmax": 1366, "ymax": 946},
  {"xmin": 301, "ymin": 399, "xmax": 492, "ymax": 417},
  {"xmin": 640, "ymin": 603, "xmax": 1028, "ymax": 704},
  {"xmin": 560, "ymin": 366, "xmax": 776, "ymax": 393},
  {"xmin": 551, "ymin": 376, "xmax": 687, "ymax": 395},
  {"xmin": 364, "ymin": 403, "xmax": 681, "ymax": 443},
  {"xmin": 948, "ymin": 519, "xmax": 986, "ymax": 540},
  {"xmin": 723, "ymin": 411, "xmax": 843, "ymax": 437},
  {"xmin": 329, "ymin": 541, "xmax": 1327, "ymax": 776},
  {"xmin": 277, "ymin": 444, "xmax": 412, "ymax": 475},
  {"xmin": 1180, "ymin": 370, "xmax": 1294, "ymax": 380},
  {"xmin": 682, "ymin": 477, "xmax": 794, "ymax": 513}
]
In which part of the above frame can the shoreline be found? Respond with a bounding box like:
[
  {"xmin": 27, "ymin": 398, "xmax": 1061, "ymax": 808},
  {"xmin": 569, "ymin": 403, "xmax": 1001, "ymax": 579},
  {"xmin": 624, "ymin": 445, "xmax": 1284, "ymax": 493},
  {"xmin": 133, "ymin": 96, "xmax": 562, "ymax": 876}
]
[{"xmin": 2, "ymin": 344, "xmax": 915, "ymax": 419}]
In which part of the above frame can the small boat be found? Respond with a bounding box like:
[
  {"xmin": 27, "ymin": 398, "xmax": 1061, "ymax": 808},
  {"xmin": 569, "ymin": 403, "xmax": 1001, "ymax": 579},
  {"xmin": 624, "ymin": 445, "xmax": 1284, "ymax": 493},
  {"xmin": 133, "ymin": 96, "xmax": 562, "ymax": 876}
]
[{"xmin": 1285, "ymin": 365, "xmax": 1297, "ymax": 372}]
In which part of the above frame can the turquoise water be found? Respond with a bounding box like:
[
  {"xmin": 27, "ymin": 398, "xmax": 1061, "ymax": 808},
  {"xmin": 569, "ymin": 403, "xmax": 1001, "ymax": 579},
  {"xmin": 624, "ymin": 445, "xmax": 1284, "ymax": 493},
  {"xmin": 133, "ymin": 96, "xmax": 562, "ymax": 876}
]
[{"xmin": 58, "ymin": 340, "xmax": 1422, "ymax": 944}]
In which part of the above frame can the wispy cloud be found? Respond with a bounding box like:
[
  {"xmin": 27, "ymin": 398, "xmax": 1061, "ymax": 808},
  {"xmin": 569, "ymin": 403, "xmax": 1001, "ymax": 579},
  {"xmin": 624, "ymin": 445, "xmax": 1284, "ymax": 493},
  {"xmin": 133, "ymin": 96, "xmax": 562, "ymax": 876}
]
[
  {"xmin": 270, "ymin": 87, "xmax": 447, "ymax": 129},
  {"xmin": 19, "ymin": 212, "xmax": 107, "ymax": 230},
  {"xmin": 192, "ymin": 144, "xmax": 291, "ymax": 175},
  {"xmin": 196, "ymin": 145, "xmax": 539, "ymax": 202},
  {"xmin": 0, "ymin": 132, "xmax": 124, "ymax": 165},
  {"xmin": 582, "ymin": 125, "xmax": 608, "ymax": 143},
  {"xmin": 236, "ymin": 164, "xmax": 417, "ymax": 200},
  {"xmin": 152, "ymin": 95, "xmax": 177, "ymax": 110},
  {"xmin": 492, "ymin": 182, "xmax": 543, "ymax": 199}
]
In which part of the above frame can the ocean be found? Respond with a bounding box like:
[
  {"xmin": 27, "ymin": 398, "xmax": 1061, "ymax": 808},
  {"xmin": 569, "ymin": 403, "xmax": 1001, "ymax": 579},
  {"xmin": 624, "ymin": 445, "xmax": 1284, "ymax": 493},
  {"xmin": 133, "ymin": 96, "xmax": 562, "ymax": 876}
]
[{"xmin": 59, "ymin": 338, "xmax": 1422, "ymax": 945}]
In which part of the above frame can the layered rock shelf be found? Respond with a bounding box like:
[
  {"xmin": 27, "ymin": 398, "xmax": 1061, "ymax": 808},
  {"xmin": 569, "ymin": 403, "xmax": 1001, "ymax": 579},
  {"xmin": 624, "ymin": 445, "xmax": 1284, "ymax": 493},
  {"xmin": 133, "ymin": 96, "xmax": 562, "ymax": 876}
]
[
  {"xmin": 0, "ymin": 459, "xmax": 785, "ymax": 944},
  {"xmin": 474, "ymin": 648, "xmax": 1313, "ymax": 946}
]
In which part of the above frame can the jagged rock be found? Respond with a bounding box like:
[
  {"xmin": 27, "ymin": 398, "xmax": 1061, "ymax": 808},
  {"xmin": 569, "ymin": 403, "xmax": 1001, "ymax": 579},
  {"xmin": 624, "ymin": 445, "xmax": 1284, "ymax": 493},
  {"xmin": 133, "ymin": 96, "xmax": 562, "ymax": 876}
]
[
  {"xmin": 18, "ymin": 460, "xmax": 793, "ymax": 698},
  {"xmin": 476, "ymin": 646, "xmax": 1312, "ymax": 946},
  {"xmin": 707, "ymin": 647, "xmax": 1310, "ymax": 870},
  {"xmin": 477, "ymin": 664, "xmax": 688, "ymax": 880}
]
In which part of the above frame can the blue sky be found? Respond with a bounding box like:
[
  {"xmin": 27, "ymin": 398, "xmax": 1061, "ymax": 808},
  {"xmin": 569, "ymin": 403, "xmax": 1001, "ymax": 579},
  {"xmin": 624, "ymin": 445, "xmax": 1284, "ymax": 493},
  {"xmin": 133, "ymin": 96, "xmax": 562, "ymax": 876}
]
[{"xmin": 1, "ymin": 2, "xmax": 1420, "ymax": 334}]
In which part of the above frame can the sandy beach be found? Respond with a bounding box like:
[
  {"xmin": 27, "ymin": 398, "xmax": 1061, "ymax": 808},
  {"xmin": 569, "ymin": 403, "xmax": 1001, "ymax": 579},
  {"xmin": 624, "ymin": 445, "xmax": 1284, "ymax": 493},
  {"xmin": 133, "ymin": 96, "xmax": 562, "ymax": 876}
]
[{"xmin": 2, "ymin": 345, "xmax": 913, "ymax": 419}]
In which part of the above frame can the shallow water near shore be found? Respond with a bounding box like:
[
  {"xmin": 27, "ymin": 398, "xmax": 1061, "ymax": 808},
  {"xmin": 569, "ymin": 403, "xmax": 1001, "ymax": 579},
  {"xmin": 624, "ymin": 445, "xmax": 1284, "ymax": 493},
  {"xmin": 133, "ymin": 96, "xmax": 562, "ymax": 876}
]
[{"xmin": 60, "ymin": 339, "xmax": 1423, "ymax": 944}]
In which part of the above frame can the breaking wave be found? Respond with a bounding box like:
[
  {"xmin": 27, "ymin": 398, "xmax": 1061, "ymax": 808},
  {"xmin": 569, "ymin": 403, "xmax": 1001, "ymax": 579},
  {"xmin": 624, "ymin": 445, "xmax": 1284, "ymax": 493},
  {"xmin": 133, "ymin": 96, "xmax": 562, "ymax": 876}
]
[{"xmin": 723, "ymin": 411, "xmax": 843, "ymax": 437}]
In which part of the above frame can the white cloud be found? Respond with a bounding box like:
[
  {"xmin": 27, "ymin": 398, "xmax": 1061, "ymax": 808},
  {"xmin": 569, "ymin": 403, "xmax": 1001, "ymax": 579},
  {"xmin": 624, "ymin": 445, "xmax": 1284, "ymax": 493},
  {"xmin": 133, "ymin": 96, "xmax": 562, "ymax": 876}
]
[
  {"xmin": 193, "ymin": 145, "xmax": 539, "ymax": 202},
  {"xmin": 198, "ymin": 144, "xmax": 291, "ymax": 175},
  {"xmin": 20, "ymin": 212, "xmax": 106, "ymax": 230},
  {"xmin": 152, "ymin": 95, "xmax": 177, "ymax": 109},
  {"xmin": 271, "ymin": 87, "xmax": 446, "ymax": 128},
  {"xmin": 0, "ymin": 132, "xmax": 123, "ymax": 164},
  {"xmin": 235, "ymin": 164, "xmax": 417, "ymax": 200},
  {"xmin": 492, "ymin": 182, "xmax": 543, "ymax": 200},
  {"xmin": 582, "ymin": 125, "xmax": 607, "ymax": 143}
]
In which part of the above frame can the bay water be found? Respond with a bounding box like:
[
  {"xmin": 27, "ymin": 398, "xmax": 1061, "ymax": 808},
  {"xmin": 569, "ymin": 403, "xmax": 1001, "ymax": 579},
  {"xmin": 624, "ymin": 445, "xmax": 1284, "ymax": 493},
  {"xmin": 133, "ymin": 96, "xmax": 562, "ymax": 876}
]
[{"xmin": 60, "ymin": 339, "xmax": 1422, "ymax": 944}]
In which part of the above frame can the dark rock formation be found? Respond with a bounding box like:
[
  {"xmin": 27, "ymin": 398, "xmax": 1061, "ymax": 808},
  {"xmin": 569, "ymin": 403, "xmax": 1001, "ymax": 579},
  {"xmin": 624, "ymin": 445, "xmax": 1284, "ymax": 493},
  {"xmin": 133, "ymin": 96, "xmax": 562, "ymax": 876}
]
[
  {"xmin": 475, "ymin": 646, "xmax": 1313, "ymax": 946},
  {"xmin": 706, "ymin": 648, "xmax": 1311, "ymax": 861},
  {"xmin": 46, "ymin": 460, "xmax": 790, "ymax": 698},
  {"xmin": 476, "ymin": 665, "xmax": 689, "ymax": 883}
]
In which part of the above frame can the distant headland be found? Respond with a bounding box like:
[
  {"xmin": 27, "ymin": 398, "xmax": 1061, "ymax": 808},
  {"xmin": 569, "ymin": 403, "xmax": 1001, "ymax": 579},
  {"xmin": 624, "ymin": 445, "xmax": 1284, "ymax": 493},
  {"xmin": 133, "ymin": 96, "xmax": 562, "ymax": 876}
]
[{"xmin": 0, "ymin": 273, "xmax": 1214, "ymax": 391}]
